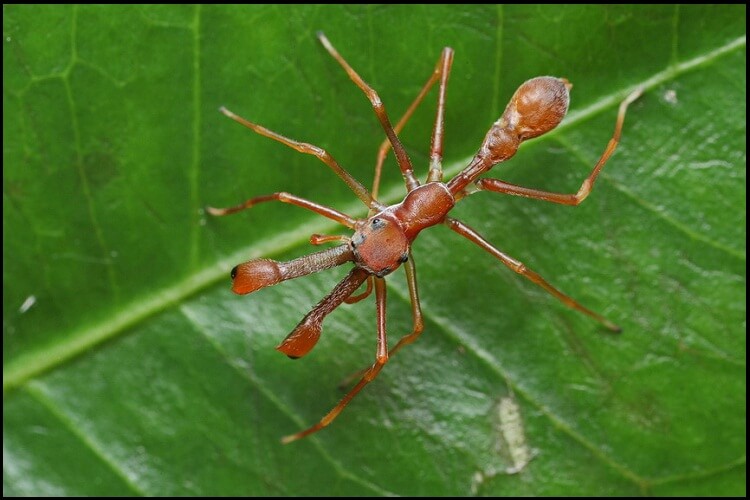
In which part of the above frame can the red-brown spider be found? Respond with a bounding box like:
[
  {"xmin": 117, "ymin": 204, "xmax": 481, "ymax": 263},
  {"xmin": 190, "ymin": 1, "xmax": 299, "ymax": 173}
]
[{"xmin": 208, "ymin": 32, "xmax": 641, "ymax": 443}]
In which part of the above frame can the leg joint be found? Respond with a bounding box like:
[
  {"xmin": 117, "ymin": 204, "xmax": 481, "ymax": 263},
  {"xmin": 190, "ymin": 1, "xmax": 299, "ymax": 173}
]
[
  {"xmin": 413, "ymin": 322, "xmax": 424, "ymax": 336},
  {"xmin": 312, "ymin": 146, "xmax": 328, "ymax": 160},
  {"xmin": 364, "ymin": 360, "xmax": 386, "ymax": 381},
  {"xmin": 369, "ymin": 94, "xmax": 383, "ymax": 110}
]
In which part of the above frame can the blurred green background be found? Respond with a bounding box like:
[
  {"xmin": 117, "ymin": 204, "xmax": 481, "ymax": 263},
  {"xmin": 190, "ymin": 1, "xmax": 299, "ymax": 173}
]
[{"xmin": 3, "ymin": 5, "xmax": 746, "ymax": 496}]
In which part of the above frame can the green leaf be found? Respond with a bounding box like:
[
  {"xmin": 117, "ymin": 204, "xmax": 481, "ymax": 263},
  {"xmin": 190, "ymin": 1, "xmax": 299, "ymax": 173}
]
[{"xmin": 4, "ymin": 5, "xmax": 745, "ymax": 496}]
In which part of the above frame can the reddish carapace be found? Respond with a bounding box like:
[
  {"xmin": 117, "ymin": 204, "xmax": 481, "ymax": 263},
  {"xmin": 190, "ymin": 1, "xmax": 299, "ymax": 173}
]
[{"xmin": 209, "ymin": 32, "xmax": 642, "ymax": 443}]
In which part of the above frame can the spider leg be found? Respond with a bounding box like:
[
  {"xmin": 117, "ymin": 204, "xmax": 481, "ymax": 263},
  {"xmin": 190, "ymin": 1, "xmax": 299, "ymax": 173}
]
[
  {"xmin": 473, "ymin": 88, "xmax": 642, "ymax": 205},
  {"xmin": 208, "ymin": 191, "xmax": 356, "ymax": 228},
  {"xmin": 318, "ymin": 32, "xmax": 418, "ymax": 193},
  {"xmin": 282, "ymin": 276, "xmax": 389, "ymax": 443},
  {"xmin": 219, "ymin": 106, "xmax": 379, "ymax": 210},
  {"xmin": 445, "ymin": 217, "xmax": 621, "ymax": 332}
]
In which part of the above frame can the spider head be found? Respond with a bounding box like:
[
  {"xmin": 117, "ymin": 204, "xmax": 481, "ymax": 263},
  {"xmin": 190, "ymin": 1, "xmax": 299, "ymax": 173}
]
[{"xmin": 351, "ymin": 215, "xmax": 409, "ymax": 277}]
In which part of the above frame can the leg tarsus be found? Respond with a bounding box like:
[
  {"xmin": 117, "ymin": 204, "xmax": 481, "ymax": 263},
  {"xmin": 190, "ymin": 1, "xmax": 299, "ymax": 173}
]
[
  {"xmin": 344, "ymin": 275, "xmax": 373, "ymax": 304},
  {"xmin": 207, "ymin": 191, "xmax": 357, "ymax": 228},
  {"xmin": 219, "ymin": 106, "xmax": 378, "ymax": 209},
  {"xmin": 310, "ymin": 234, "xmax": 350, "ymax": 246},
  {"xmin": 445, "ymin": 217, "xmax": 621, "ymax": 332},
  {"xmin": 472, "ymin": 86, "xmax": 642, "ymax": 206},
  {"xmin": 369, "ymin": 46, "xmax": 454, "ymax": 198},
  {"xmin": 426, "ymin": 47, "xmax": 454, "ymax": 184},
  {"xmin": 317, "ymin": 32, "xmax": 419, "ymax": 193},
  {"xmin": 383, "ymin": 254, "xmax": 425, "ymax": 355},
  {"xmin": 282, "ymin": 277, "xmax": 389, "ymax": 443},
  {"xmin": 282, "ymin": 359, "xmax": 387, "ymax": 444},
  {"xmin": 338, "ymin": 253, "xmax": 424, "ymax": 389}
]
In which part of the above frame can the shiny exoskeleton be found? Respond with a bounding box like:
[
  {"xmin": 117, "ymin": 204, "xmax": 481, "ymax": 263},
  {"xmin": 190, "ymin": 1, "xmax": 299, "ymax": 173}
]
[{"xmin": 209, "ymin": 32, "xmax": 642, "ymax": 443}]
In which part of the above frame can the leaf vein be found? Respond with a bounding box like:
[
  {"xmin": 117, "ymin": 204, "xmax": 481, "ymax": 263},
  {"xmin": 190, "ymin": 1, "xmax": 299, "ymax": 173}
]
[
  {"xmin": 189, "ymin": 5, "xmax": 202, "ymax": 271},
  {"xmin": 555, "ymin": 135, "xmax": 745, "ymax": 262},
  {"xmin": 177, "ymin": 303, "xmax": 395, "ymax": 496},
  {"xmin": 24, "ymin": 383, "xmax": 146, "ymax": 496},
  {"xmin": 65, "ymin": 5, "xmax": 121, "ymax": 302},
  {"xmin": 383, "ymin": 277, "xmax": 648, "ymax": 488}
]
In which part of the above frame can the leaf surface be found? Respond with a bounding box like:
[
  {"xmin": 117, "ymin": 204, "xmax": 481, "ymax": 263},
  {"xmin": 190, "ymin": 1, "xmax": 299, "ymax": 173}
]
[{"xmin": 3, "ymin": 5, "xmax": 746, "ymax": 496}]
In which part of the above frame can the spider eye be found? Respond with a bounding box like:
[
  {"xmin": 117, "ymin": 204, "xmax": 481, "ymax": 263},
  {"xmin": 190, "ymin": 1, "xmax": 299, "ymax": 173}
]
[{"xmin": 371, "ymin": 218, "xmax": 385, "ymax": 229}]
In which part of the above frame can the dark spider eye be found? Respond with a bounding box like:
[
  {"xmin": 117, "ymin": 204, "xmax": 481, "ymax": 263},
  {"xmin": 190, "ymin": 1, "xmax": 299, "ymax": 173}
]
[
  {"xmin": 399, "ymin": 252, "xmax": 409, "ymax": 263},
  {"xmin": 371, "ymin": 218, "xmax": 385, "ymax": 229},
  {"xmin": 230, "ymin": 265, "xmax": 239, "ymax": 280},
  {"xmin": 376, "ymin": 266, "xmax": 392, "ymax": 277}
]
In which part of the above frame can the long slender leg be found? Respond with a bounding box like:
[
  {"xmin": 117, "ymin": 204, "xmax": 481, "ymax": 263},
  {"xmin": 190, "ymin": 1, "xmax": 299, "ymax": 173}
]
[
  {"xmin": 220, "ymin": 106, "xmax": 380, "ymax": 210},
  {"xmin": 473, "ymin": 88, "xmax": 642, "ymax": 205},
  {"xmin": 317, "ymin": 32, "xmax": 419, "ymax": 193},
  {"xmin": 445, "ymin": 217, "xmax": 621, "ymax": 332},
  {"xmin": 338, "ymin": 252, "xmax": 423, "ymax": 388},
  {"xmin": 282, "ymin": 277, "xmax": 389, "ymax": 444},
  {"xmin": 382, "ymin": 253, "xmax": 424, "ymax": 356},
  {"xmin": 426, "ymin": 48, "xmax": 454, "ymax": 184},
  {"xmin": 309, "ymin": 234, "xmax": 350, "ymax": 245},
  {"xmin": 370, "ymin": 47, "xmax": 454, "ymax": 199},
  {"xmin": 207, "ymin": 192, "xmax": 357, "ymax": 229},
  {"xmin": 344, "ymin": 276, "xmax": 373, "ymax": 304}
]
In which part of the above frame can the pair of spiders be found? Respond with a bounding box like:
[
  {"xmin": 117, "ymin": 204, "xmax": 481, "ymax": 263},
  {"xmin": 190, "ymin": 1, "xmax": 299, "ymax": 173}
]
[{"xmin": 209, "ymin": 32, "xmax": 641, "ymax": 443}]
